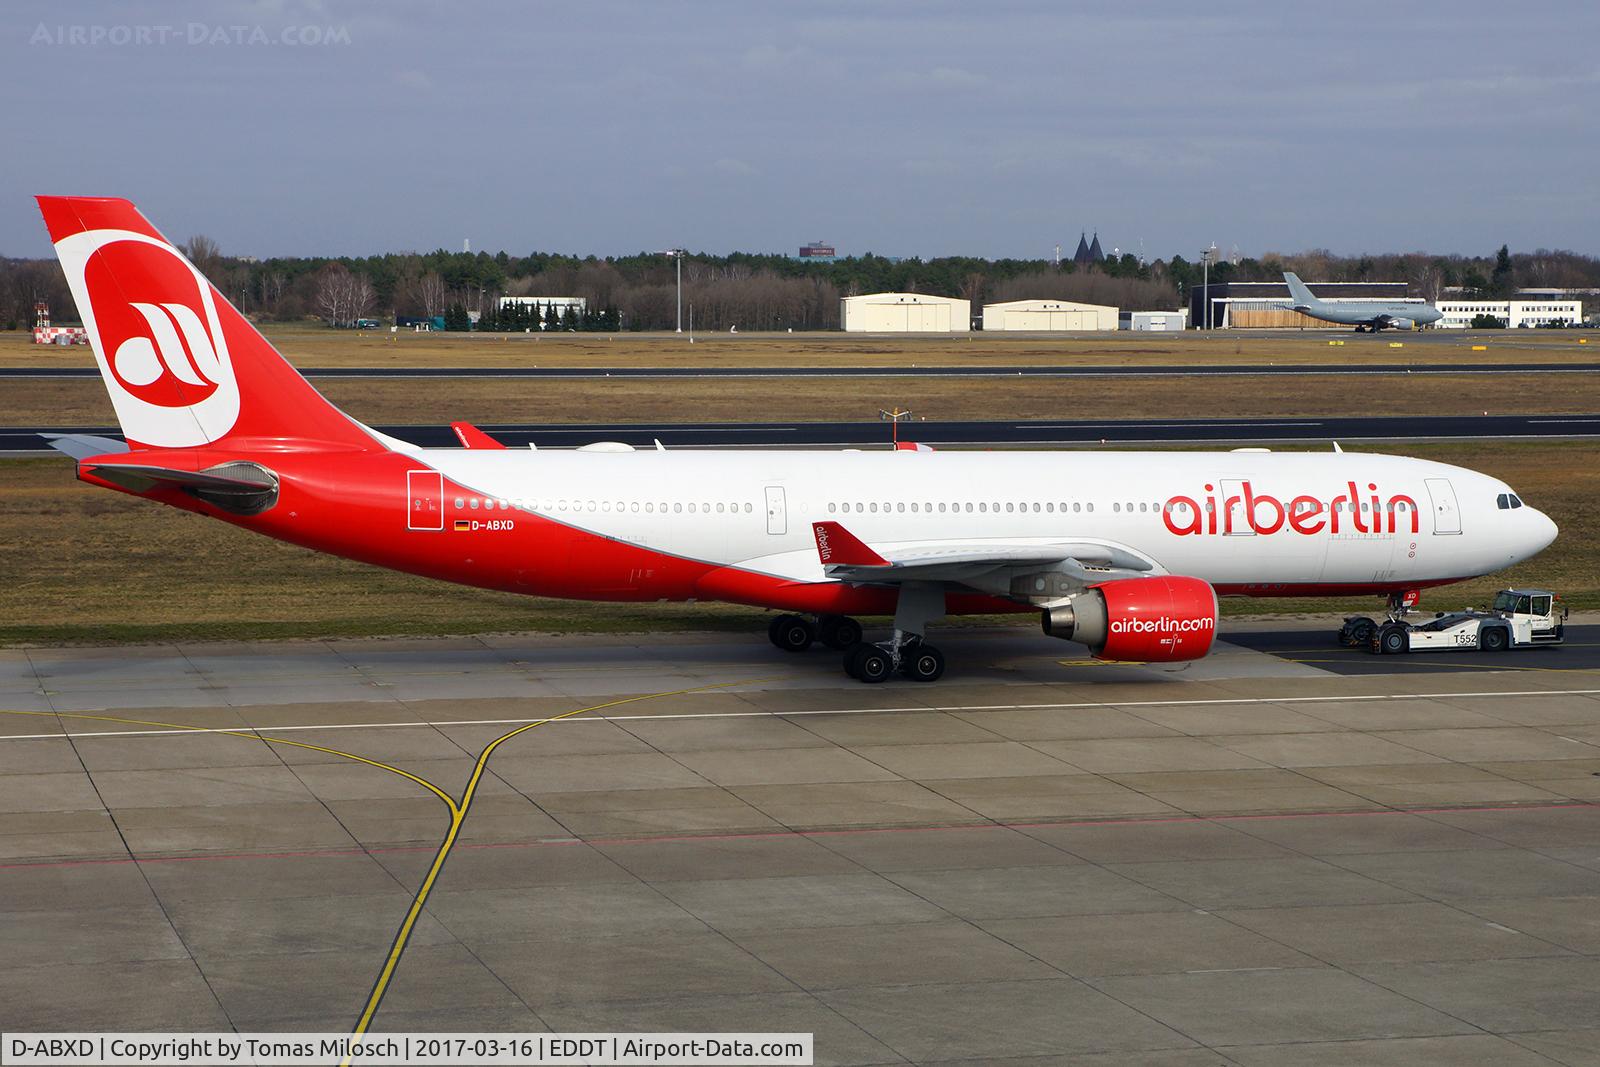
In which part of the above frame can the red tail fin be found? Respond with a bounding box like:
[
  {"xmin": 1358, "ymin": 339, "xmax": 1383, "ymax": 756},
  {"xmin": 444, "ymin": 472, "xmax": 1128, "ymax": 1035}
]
[{"xmin": 38, "ymin": 196, "xmax": 377, "ymax": 452}]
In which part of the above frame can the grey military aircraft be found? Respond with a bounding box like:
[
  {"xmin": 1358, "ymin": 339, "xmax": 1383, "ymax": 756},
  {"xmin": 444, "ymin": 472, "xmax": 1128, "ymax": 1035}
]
[{"xmin": 1283, "ymin": 272, "xmax": 1443, "ymax": 331}]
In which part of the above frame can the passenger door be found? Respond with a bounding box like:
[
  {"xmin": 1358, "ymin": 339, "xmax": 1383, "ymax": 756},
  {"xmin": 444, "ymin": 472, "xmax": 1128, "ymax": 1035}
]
[
  {"xmin": 765, "ymin": 486, "xmax": 788, "ymax": 535},
  {"xmin": 1425, "ymin": 478, "xmax": 1462, "ymax": 535}
]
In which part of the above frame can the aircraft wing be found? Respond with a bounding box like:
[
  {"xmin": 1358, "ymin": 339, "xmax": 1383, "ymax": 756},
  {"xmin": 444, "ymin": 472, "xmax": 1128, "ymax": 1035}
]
[{"xmin": 810, "ymin": 521, "xmax": 1152, "ymax": 584}]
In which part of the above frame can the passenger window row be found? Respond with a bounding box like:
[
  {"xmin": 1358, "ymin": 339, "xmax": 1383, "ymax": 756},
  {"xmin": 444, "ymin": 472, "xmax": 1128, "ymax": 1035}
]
[
  {"xmin": 453, "ymin": 495, "xmax": 755, "ymax": 515},
  {"xmin": 827, "ymin": 501, "xmax": 1097, "ymax": 515}
]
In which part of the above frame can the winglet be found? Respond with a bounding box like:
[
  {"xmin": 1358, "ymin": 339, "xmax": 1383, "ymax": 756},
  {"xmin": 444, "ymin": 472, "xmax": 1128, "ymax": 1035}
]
[
  {"xmin": 812, "ymin": 521, "xmax": 889, "ymax": 567},
  {"xmin": 451, "ymin": 422, "xmax": 506, "ymax": 449}
]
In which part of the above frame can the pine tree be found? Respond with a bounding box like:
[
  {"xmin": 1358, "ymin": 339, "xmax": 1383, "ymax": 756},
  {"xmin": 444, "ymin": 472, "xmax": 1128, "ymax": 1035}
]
[{"xmin": 1491, "ymin": 245, "xmax": 1514, "ymax": 297}]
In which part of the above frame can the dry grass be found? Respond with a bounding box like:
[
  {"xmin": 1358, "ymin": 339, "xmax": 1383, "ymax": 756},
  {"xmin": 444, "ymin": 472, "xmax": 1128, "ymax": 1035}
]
[
  {"xmin": 5, "ymin": 322, "xmax": 1596, "ymax": 370},
  {"xmin": 7, "ymin": 371, "xmax": 1600, "ymax": 427},
  {"xmin": 3, "ymin": 442, "xmax": 1595, "ymax": 644}
]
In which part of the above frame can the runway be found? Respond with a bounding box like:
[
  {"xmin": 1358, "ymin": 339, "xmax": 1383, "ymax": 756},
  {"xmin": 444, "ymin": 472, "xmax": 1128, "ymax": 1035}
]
[
  {"xmin": 2, "ymin": 622, "xmax": 1597, "ymax": 1060},
  {"xmin": 5, "ymin": 361, "xmax": 1599, "ymax": 380},
  {"xmin": 10, "ymin": 411, "xmax": 1600, "ymax": 453}
]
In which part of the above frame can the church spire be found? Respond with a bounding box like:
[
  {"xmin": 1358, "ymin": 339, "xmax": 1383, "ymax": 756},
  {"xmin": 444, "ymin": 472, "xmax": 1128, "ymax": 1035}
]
[{"xmin": 1073, "ymin": 232, "xmax": 1091, "ymax": 265}]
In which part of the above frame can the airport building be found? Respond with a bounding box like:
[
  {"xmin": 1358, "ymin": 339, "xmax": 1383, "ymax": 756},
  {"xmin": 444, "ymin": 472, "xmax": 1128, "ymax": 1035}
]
[
  {"xmin": 981, "ymin": 299, "xmax": 1118, "ymax": 331},
  {"xmin": 1434, "ymin": 299, "xmax": 1583, "ymax": 329},
  {"xmin": 1190, "ymin": 280, "xmax": 1421, "ymax": 329},
  {"xmin": 499, "ymin": 295, "xmax": 587, "ymax": 321},
  {"xmin": 1126, "ymin": 310, "xmax": 1187, "ymax": 331},
  {"xmin": 840, "ymin": 292, "xmax": 970, "ymax": 332}
]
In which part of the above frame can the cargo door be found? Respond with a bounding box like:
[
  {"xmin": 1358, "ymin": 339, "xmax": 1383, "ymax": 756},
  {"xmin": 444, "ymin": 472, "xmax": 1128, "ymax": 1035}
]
[
  {"xmin": 406, "ymin": 470, "xmax": 443, "ymax": 531},
  {"xmin": 764, "ymin": 485, "xmax": 787, "ymax": 535},
  {"xmin": 1425, "ymin": 478, "xmax": 1462, "ymax": 535}
]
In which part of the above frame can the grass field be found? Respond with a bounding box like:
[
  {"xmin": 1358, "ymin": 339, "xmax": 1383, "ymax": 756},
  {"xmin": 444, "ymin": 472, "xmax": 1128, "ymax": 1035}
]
[
  {"xmin": 6, "ymin": 322, "xmax": 1597, "ymax": 370},
  {"xmin": 3, "ymin": 442, "xmax": 1594, "ymax": 645},
  {"xmin": 7, "ymin": 373, "xmax": 1600, "ymax": 426}
]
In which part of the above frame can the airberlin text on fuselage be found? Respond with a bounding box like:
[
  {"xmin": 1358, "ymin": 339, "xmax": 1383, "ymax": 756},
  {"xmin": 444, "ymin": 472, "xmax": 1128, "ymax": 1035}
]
[{"xmin": 1163, "ymin": 481, "xmax": 1421, "ymax": 537}]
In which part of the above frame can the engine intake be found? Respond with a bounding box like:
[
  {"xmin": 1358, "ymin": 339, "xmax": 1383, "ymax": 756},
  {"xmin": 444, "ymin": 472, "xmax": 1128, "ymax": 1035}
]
[{"xmin": 1042, "ymin": 576, "xmax": 1218, "ymax": 662}]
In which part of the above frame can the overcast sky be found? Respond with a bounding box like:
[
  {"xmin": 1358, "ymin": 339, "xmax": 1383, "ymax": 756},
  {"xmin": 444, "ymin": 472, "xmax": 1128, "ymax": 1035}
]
[{"xmin": 6, "ymin": 1, "xmax": 1597, "ymax": 261}]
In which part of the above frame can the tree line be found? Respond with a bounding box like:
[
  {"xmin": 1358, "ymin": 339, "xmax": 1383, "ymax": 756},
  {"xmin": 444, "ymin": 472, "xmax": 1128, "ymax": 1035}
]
[{"xmin": 3, "ymin": 239, "xmax": 1597, "ymax": 332}]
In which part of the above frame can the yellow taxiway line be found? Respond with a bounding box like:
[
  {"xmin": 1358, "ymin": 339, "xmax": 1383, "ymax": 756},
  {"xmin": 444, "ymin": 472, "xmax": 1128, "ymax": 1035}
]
[
  {"xmin": 344, "ymin": 682, "xmax": 750, "ymax": 1046},
  {"xmin": 0, "ymin": 679, "xmax": 753, "ymax": 1053}
]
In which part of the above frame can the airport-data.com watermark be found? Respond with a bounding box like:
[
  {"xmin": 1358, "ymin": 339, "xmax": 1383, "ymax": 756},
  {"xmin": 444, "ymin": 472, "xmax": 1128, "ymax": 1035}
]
[{"xmin": 30, "ymin": 22, "xmax": 351, "ymax": 47}]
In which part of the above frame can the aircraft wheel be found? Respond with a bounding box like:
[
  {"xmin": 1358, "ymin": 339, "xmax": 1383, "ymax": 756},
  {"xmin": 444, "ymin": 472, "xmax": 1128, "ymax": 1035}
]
[
  {"xmin": 769, "ymin": 614, "xmax": 815, "ymax": 653},
  {"xmin": 1378, "ymin": 625, "xmax": 1408, "ymax": 655},
  {"xmin": 846, "ymin": 643, "xmax": 893, "ymax": 683},
  {"xmin": 818, "ymin": 615, "xmax": 863, "ymax": 650},
  {"xmin": 901, "ymin": 644, "xmax": 945, "ymax": 682},
  {"xmin": 1481, "ymin": 626, "xmax": 1510, "ymax": 652},
  {"xmin": 1341, "ymin": 618, "xmax": 1375, "ymax": 647}
]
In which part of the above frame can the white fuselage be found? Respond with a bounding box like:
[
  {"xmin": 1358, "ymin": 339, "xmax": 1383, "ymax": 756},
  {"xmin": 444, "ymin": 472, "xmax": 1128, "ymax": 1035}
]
[{"xmin": 415, "ymin": 447, "xmax": 1555, "ymax": 595}]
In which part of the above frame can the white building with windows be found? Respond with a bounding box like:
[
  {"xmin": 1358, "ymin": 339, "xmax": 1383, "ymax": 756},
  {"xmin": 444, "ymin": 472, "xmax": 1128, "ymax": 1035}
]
[
  {"xmin": 840, "ymin": 292, "xmax": 970, "ymax": 332},
  {"xmin": 499, "ymin": 295, "xmax": 587, "ymax": 323},
  {"xmin": 1434, "ymin": 299, "xmax": 1582, "ymax": 329},
  {"xmin": 982, "ymin": 299, "xmax": 1118, "ymax": 331}
]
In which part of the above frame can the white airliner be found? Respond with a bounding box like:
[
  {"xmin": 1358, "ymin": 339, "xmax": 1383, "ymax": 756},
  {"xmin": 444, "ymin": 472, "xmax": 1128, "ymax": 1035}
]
[{"xmin": 38, "ymin": 196, "xmax": 1558, "ymax": 682}]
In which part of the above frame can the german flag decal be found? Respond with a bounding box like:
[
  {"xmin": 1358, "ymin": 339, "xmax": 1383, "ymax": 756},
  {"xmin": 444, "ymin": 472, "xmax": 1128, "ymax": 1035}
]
[{"xmin": 453, "ymin": 519, "xmax": 471, "ymax": 532}]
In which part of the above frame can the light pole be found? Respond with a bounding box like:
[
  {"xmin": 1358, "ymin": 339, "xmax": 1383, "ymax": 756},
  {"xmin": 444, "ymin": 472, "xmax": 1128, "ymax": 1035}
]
[
  {"xmin": 658, "ymin": 249, "xmax": 685, "ymax": 332},
  {"xmin": 1200, "ymin": 244, "xmax": 1220, "ymax": 331}
]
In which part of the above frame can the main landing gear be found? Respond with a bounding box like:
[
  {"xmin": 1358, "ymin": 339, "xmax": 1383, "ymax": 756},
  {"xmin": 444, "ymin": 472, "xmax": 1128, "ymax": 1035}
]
[
  {"xmin": 767, "ymin": 613, "xmax": 862, "ymax": 653},
  {"xmin": 769, "ymin": 583, "xmax": 949, "ymax": 684}
]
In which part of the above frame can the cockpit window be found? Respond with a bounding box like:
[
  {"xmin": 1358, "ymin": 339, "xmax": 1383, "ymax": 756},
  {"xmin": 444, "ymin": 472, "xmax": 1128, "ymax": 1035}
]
[
  {"xmin": 1509, "ymin": 494, "xmax": 1523, "ymax": 509},
  {"xmin": 1496, "ymin": 493, "xmax": 1509, "ymax": 509}
]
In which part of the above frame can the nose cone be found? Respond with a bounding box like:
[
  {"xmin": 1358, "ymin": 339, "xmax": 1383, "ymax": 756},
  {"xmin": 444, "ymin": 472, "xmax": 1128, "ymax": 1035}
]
[{"xmin": 1524, "ymin": 508, "xmax": 1559, "ymax": 558}]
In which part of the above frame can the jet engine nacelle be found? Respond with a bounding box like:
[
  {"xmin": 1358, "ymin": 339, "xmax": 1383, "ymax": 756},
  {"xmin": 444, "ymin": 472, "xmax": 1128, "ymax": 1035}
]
[
  {"xmin": 1041, "ymin": 575, "xmax": 1218, "ymax": 662},
  {"xmin": 1389, "ymin": 317, "xmax": 1415, "ymax": 330}
]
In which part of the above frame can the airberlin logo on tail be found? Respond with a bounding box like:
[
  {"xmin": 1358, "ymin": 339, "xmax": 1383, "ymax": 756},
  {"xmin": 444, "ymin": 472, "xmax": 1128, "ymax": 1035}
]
[
  {"xmin": 56, "ymin": 229, "xmax": 240, "ymax": 448},
  {"xmin": 113, "ymin": 301, "xmax": 225, "ymax": 401},
  {"xmin": 1163, "ymin": 481, "xmax": 1421, "ymax": 537}
]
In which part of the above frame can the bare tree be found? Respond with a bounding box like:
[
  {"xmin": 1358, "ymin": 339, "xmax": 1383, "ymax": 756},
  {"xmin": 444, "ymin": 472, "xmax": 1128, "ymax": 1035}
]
[
  {"xmin": 350, "ymin": 273, "xmax": 376, "ymax": 322},
  {"xmin": 256, "ymin": 271, "xmax": 286, "ymax": 314},
  {"xmin": 181, "ymin": 234, "xmax": 222, "ymax": 273},
  {"xmin": 960, "ymin": 272, "xmax": 987, "ymax": 308},
  {"xmin": 315, "ymin": 263, "xmax": 357, "ymax": 326},
  {"xmin": 416, "ymin": 272, "xmax": 447, "ymax": 317}
]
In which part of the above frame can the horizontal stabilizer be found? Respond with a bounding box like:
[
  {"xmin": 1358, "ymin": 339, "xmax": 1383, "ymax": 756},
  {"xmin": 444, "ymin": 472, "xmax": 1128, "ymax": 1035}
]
[
  {"xmin": 812, "ymin": 522, "xmax": 889, "ymax": 567},
  {"xmin": 83, "ymin": 461, "xmax": 277, "ymax": 494},
  {"xmin": 41, "ymin": 432, "xmax": 129, "ymax": 460}
]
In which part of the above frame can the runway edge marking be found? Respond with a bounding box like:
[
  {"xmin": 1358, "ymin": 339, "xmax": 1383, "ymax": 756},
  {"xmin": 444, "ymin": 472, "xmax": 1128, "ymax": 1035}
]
[{"xmin": 7, "ymin": 687, "xmax": 1600, "ymax": 743}]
